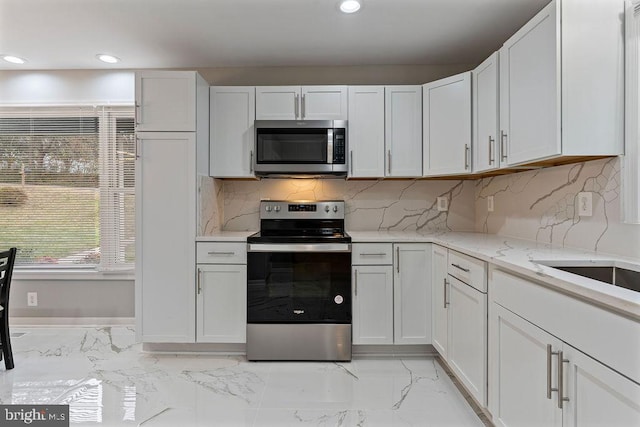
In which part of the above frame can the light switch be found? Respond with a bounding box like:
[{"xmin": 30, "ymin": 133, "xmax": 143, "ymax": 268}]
[
  {"xmin": 437, "ymin": 197, "xmax": 448, "ymax": 212},
  {"xmin": 578, "ymin": 192, "xmax": 593, "ymax": 217},
  {"xmin": 487, "ymin": 196, "xmax": 495, "ymax": 212}
]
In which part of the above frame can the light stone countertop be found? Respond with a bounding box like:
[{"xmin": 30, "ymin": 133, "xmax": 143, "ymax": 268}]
[
  {"xmin": 349, "ymin": 230, "xmax": 640, "ymax": 320},
  {"xmin": 196, "ymin": 231, "xmax": 256, "ymax": 242},
  {"xmin": 198, "ymin": 230, "xmax": 640, "ymax": 320}
]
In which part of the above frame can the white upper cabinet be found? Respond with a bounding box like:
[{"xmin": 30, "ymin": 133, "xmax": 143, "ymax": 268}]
[
  {"xmin": 500, "ymin": 0, "xmax": 624, "ymax": 166},
  {"xmin": 209, "ymin": 86, "xmax": 256, "ymax": 178},
  {"xmin": 473, "ymin": 53, "xmax": 500, "ymax": 173},
  {"xmin": 348, "ymin": 86, "xmax": 385, "ymax": 178},
  {"xmin": 385, "ymin": 86, "xmax": 423, "ymax": 177},
  {"xmin": 135, "ymin": 71, "xmax": 199, "ymax": 132},
  {"xmin": 255, "ymin": 86, "xmax": 347, "ymax": 120},
  {"xmin": 423, "ymin": 72, "xmax": 472, "ymax": 176}
]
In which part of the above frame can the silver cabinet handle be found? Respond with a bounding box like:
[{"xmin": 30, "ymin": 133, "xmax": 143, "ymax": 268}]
[
  {"xmin": 354, "ymin": 269, "xmax": 358, "ymax": 296},
  {"xmin": 250, "ymin": 150, "xmax": 254, "ymax": 173},
  {"xmin": 396, "ymin": 247, "xmax": 400, "ymax": 273},
  {"xmin": 135, "ymin": 102, "xmax": 141, "ymax": 125},
  {"xmin": 294, "ymin": 94, "xmax": 299, "ymax": 119},
  {"xmin": 500, "ymin": 130, "xmax": 508, "ymax": 162},
  {"xmin": 197, "ymin": 268, "xmax": 202, "ymax": 295},
  {"xmin": 443, "ymin": 278, "xmax": 449, "ymax": 308},
  {"xmin": 360, "ymin": 253, "xmax": 387, "ymax": 256},
  {"xmin": 451, "ymin": 263, "xmax": 470, "ymax": 273},
  {"xmin": 547, "ymin": 344, "xmax": 555, "ymax": 399},
  {"xmin": 135, "ymin": 137, "xmax": 140, "ymax": 159},
  {"xmin": 387, "ymin": 150, "xmax": 391, "ymax": 174},
  {"xmin": 558, "ymin": 351, "xmax": 570, "ymax": 409},
  {"xmin": 301, "ymin": 94, "xmax": 306, "ymax": 119},
  {"xmin": 350, "ymin": 150, "xmax": 353, "ymax": 175},
  {"xmin": 464, "ymin": 144, "xmax": 470, "ymax": 170},
  {"xmin": 489, "ymin": 136, "xmax": 495, "ymax": 165},
  {"xmin": 208, "ymin": 251, "xmax": 235, "ymax": 256}
]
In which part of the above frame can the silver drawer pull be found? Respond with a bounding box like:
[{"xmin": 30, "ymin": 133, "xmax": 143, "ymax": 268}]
[
  {"xmin": 208, "ymin": 251, "xmax": 235, "ymax": 256},
  {"xmin": 360, "ymin": 253, "xmax": 387, "ymax": 256},
  {"xmin": 451, "ymin": 263, "xmax": 470, "ymax": 273}
]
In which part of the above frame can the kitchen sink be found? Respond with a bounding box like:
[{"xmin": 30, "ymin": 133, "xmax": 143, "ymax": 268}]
[{"xmin": 534, "ymin": 261, "xmax": 640, "ymax": 293}]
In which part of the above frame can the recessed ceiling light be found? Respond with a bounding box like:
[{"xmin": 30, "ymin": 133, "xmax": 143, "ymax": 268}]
[
  {"xmin": 96, "ymin": 54, "xmax": 120, "ymax": 64},
  {"xmin": 2, "ymin": 55, "xmax": 26, "ymax": 64},
  {"xmin": 339, "ymin": 0, "xmax": 361, "ymax": 14}
]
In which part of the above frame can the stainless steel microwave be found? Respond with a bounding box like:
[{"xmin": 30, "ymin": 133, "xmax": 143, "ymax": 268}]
[{"xmin": 253, "ymin": 120, "xmax": 347, "ymax": 177}]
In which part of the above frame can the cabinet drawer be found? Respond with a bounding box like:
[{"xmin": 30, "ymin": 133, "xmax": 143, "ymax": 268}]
[
  {"xmin": 197, "ymin": 242, "xmax": 247, "ymax": 264},
  {"xmin": 352, "ymin": 243, "xmax": 393, "ymax": 265},
  {"xmin": 447, "ymin": 250, "xmax": 487, "ymax": 292}
]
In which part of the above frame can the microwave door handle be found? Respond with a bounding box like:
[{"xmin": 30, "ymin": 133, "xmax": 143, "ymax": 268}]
[{"xmin": 327, "ymin": 129, "xmax": 334, "ymax": 164}]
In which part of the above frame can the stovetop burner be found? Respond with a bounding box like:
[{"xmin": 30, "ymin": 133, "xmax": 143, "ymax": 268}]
[{"xmin": 249, "ymin": 200, "xmax": 350, "ymax": 244}]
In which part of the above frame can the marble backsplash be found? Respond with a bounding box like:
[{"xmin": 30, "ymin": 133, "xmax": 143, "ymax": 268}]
[
  {"xmin": 200, "ymin": 178, "xmax": 476, "ymax": 234},
  {"xmin": 475, "ymin": 157, "xmax": 640, "ymax": 258}
]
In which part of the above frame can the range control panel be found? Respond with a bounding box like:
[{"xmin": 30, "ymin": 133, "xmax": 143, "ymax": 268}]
[{"xmin": 260, "ymin": 201, "xmax": 345, "ymax": 219}]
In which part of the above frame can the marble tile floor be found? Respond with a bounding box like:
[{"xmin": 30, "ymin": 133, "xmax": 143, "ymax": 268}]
[{"xmin": 0, "ymin": 327, "xmax": 488, "ymax": 426}]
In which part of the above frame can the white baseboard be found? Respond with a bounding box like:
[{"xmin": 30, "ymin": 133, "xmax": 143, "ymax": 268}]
[{"xmin": 10, "ymin": 317, "xmax": 135, "ymax": 327}]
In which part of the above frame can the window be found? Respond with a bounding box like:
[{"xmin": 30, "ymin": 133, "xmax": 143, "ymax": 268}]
[{"xmin": 0, "ymin": 106, "xmax": 135, "ymax": 270}]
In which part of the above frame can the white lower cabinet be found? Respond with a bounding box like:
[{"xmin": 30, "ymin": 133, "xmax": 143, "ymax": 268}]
[
  {"xmin": 352, "ymin": 243, "xmax": 430, "ymax": 345},
  {"xmin": 431, "ymin": 245, "xmax": 448, "ymax": 357},
  {"xmin": 448, "ymin": 275, "xmax": 487, "ymax": 407},
  {"xmin": 489, "ymin": 268, "xmax": 640, "ymax": 426},
  {"xmin": 432, "ymin": 245, "xmax": 488, "ymax": 407},
  {"xmin": 394, "ymin": 243, "xmax": 431, "ymax": 344},
  {"xmin": 196, "ymin": 242, "xmax": 247, "ymax": 343},
  {"xmin": 352, "ymin": 265, "xmax": 394, "ymax": 345}
]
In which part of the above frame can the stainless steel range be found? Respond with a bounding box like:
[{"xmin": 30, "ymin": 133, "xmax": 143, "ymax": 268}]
[{"xmin": 246, "ymin": 200, "xmax": 352, "ymax": 361}]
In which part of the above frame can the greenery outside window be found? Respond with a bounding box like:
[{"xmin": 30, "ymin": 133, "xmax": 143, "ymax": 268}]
[{"xmin": 0, "ymin": 106, "xmax": 135, "ymax": 270}]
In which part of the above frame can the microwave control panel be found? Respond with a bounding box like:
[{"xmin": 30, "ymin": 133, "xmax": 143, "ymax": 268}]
[{"xmin": 333, "ymin": 129, "xmax": 346, "ymax": 164}]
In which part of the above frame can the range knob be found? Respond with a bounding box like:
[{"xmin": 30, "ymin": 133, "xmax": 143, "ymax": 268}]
[
  {"xmin": 333, "ymin": 205, "xmax": 338, "ymax": 213},
  {"xmin": 324, "ymin": 205, "xmax": 330, "ymax": 213},
  {"xmin": 274, "ymin": 205, "xmax": 281, "ymax": 212},
  {"xmin": 265, "ymin": 205, "xmax": 272, "ymax": 212}
]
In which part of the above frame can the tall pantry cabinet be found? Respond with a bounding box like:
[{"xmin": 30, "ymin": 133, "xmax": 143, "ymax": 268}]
[{"xmin": 135, "ymin": 71, "xmax": 209, "ymax": 343}]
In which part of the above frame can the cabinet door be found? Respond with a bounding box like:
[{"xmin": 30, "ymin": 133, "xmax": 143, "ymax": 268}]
[
  {"xmin": 197, "ymin": 264, "xmax": 247, "ymax": 343},
  {"xmin": 423, "ymin": 72, "xmax": 472, "ymax": 176},
  {"xmin": 490, "ymin": 304, "xmax": 562, "ymax": 427},
  {"xmin": 473, "ymin": 53, "xmax": 500, "ymax": 173},
  {"xmin": 301, "ymin": 86, "xmax": 348, "ymax": 120},
  {"xmin": 563, "ymin": 344, "xmax": 640, "ymax": 427},
  {"xmin": 209, "ymin": 86, "xmax": 255, "ymax": 178},
  {"xmin": 500, "ymin": 1, "xmax": 560, "ymax": 165},
  {"xmin": 135, "ymin": 71, "xmax": 197, "ymax": 132},
  {"xmin": 393, "ymin": 244, "xmax": 431, "ymax": 344},
  {"xmin": 136, "ymin": 132, "xmax": 196, "ymax": 343},
  {"xmin": 347, "ymin": 86, "xmax": 385, "ymax": 178},
  {"xmin": 385, "ymin": 86, "xmax": 423, "ymax": 177},
  {"xmin": 431, "ymin": 245, "xmax": 448, "ymax": 358},
  {"xmin": 448, "ymin": 276, "xmax": 487, "ymax": 407},
  {"xmin": 352, "ymin": 266, "xmax": 394, "ymax": 345},
  {"xmin": 255, "ymin": 86, "xmax": 301, "ymax": 120}
]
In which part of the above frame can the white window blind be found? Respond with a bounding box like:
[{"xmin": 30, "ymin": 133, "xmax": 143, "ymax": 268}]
[{"xmin": 0, "ymin": 105, "xmax": 135, "ymax": 270}]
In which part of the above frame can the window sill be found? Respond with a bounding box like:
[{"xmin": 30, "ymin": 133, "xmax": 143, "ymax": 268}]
[{"xmin": 13, "ymin": 269, "xmax": 135, "ymax": 281}]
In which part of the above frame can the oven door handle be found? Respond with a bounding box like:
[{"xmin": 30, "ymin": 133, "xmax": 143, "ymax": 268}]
[{"xmin": 247, "ymin": 243, "xmax": 351, "ymax": 253}]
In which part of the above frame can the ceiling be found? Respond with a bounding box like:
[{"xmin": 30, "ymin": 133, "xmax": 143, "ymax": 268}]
[{"xmin": 0, "ymin": 0, "xmax": 549, "ymax": 71}]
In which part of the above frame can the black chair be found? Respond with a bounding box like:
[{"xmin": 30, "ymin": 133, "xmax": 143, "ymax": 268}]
[{"xmin": 0, "ymin": 248, "xmax": 17, "ymax": 370}]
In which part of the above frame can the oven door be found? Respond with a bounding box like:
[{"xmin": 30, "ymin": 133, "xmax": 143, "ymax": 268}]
[{"xmin": 247, "ymin": 244, "xmax": 351, "ymax": 324}]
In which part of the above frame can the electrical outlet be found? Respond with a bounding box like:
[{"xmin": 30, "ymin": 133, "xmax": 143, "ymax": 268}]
[
  {"xmin": 27, "ymin": 292, "xmax": 38, "ymax": 307},
  {"xmin": 487, "ymin": 195, "xmax": 495, "ymax": 212},
  {"xmin": 578, "ymin": 192, "xmax": 593, "ymax": 217},
  {"xmin": 437, "ymin": 197, "xmax": 448, "ymax": 212}
]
